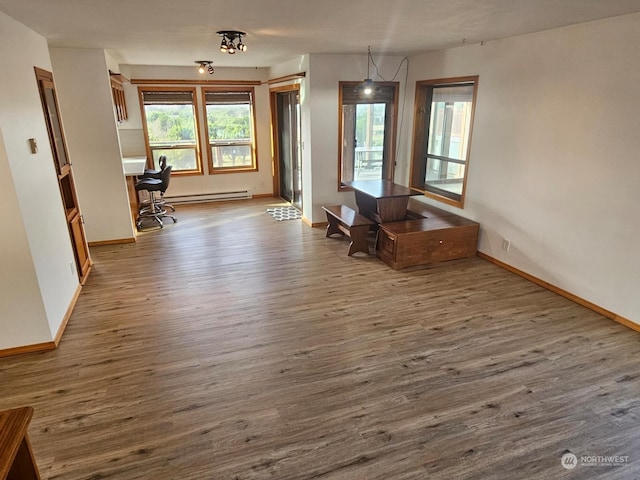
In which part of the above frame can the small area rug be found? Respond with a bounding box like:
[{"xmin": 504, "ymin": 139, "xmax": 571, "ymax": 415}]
[{"xmin": 266, "ymin": 206, "xmax": 302, "ymax": 221}]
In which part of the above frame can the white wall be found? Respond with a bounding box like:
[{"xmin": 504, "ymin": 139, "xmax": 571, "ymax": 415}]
[
  {"xmin": 401, "ymin": 13, "xmax": 640, "ymax": 323},
  {"xmin": 304, "ymin": 53, "xmax": 409, "ymax": 223},
  {"xmin": 118, "ymin": 65, "xmax": 275, "ymax": 198},
  {"xmin": 50, "ymin": 47, "xmax": 134, "ymax": 243},
  {"xmin": 0, "ymin": 12, "xmax": 79, "ymax": 348}
]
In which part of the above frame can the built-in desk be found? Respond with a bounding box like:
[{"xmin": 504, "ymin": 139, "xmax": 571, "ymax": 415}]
[
  {"xmin": 122, "ymin": 156, "xmax": 146, "ymax": 176},
  {"xmin": 122, "ymin": 157, "xmax": 147, "ymax": 232},
  {"xmin": 342, "ymin": 179, "xmax": 420, "ymax": 223}
]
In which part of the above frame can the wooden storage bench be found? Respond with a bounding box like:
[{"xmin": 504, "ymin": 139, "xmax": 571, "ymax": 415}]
[
  {"xmin": 406, "ymin": 197, "xmax": 457, "ymax": 220},
  {"xmin": 0, "ymin": 406, "xmax": 41, "ymax": 480},
  {"xmin": 377, "ymin": 213, "xmax": 479, "ymax": 270},
  {"xmin": 322, "ymin": 205, "xmax": 375, "ymax": 256}
]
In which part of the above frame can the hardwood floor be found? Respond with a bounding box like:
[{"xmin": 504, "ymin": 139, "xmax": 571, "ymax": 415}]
[{"xmin": 1, "ymin": 198, "xmax": 639, "ymax": 480}]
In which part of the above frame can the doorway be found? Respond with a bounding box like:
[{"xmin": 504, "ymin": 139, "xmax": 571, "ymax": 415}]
[
  {"xmin": 338, "ymin": 81, "xmax": 398, "ymax": 188},
  {"xmin": 271, "ymin": 86, "xmax": 302, "ymax": 209}
]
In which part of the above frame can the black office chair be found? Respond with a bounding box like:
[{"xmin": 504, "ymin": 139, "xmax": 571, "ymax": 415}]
[
  {"xmin": 138, "ymin": 155, "xmax": 174, "ymax": 212},
  {"xmin": 135, "ymin": 165, "xmax": 177, "ymax": 230}
]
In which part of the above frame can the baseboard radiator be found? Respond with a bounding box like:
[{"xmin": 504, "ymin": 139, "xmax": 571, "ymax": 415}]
[{"xmin": 164, "ymin": 190, "xmax": 252, "ymax": 204}]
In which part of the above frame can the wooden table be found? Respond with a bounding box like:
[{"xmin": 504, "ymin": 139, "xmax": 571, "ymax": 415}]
[
  {"xmin": 0, "ymin": 407, "xmax": 41, "ymax": 480},
  {"xmin": 342, "ymin": 179, "xmax": 420, "ymax": 224}
]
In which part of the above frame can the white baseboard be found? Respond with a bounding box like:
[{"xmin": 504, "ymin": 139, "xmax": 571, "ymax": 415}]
[{"xmin": 164, "ymin": 190, "xmax": 252, "ymax": 204}]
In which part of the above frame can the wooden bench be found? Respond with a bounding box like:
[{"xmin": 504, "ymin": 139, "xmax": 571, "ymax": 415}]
[
  {"xmin": 322, "ymin": 205, "xmax": 375, "ymax": 256},
  {"xmin": 0, "ymin": 406, "xmax": 41, "ymax": 480}
]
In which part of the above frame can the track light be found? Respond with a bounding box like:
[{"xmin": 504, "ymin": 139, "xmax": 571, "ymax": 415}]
[
  {"xmin": 195, "ymin": 60, "xmax": 214, "ymax": 75},
  {"xmin": 217, "ymin": 30, "xmax": 247, "ymax": 55}
]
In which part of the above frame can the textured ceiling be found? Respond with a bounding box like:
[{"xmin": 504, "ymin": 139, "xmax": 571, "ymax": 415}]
[{"xmin": 2, "ymin": 0, "xmax": 640, "ymax": 67}]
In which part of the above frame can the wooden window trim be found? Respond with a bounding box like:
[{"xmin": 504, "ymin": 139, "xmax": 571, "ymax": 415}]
[
  {"xmin": 409, "ymin": 75, "xmax": 479, "ymax": 208},
  {"xmin": 138, "ymin": 86, "xmax": 203, "ymax": 175},
  {"xmin": 202, "ymin": 86, "xmax": 258, "ymax": 175}
]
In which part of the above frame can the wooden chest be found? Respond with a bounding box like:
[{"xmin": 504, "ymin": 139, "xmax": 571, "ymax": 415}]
[{"xmin": 377, "ymin": 216, "xmax": 479, "ymax": 269}]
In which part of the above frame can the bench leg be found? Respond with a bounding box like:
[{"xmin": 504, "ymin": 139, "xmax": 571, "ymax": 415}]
[
  {"xmin": 347, "ymin": 225, "xmax": 370, "ymax": 256},
  {"xmin": 325, "ymin": 213, "xmax": 342, "ymax": 237}
]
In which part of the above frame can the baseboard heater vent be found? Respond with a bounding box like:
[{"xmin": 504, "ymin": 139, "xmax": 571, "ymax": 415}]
[{"xmin": 164, "ymin": 190, "xmax": 252, "ymax": 204}]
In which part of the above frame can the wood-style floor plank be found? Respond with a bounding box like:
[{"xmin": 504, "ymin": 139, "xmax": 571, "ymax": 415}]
[{"xmin": 1, "ymin": 198, "xmax": 639, "ymax": 479}]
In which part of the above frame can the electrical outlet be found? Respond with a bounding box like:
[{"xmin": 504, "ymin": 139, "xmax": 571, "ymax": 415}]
[
  {"xmin": 69, "ymin": 261, "xmax": 76, "ymax": 275},
  {"xmin": 502, "ymin": 238, "xmax": 511, "ymax": 253}
]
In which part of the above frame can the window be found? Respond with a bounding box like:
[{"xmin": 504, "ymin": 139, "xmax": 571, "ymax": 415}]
[
  {"xmin": 140, "ymin": 88, "xmax": 202, "ymax": 174},
  {"xmin": 410, "ymin": 76, "xmax": 478, "ymax": 207},
  {"xmin": 338, "ymin": 81, "xmax": 398, "ymax": 189},
  {"xmin": 203, "ymin": 87, "xmax": 257, "ymax": 173}
]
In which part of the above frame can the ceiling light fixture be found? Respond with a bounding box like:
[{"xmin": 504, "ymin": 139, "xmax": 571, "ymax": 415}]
[
  {"xmin": 361, "ymin": 46, "xmax": 375, "ymax": 96},
  {"xmin": 195, "ymin": 60, "xmax": 215, "ymax": 75},
  {"xmin": 218, "ymin": 30, "xmax": 247, "ymax": 55}
]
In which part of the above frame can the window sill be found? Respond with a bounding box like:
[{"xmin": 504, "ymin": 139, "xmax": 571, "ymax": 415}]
[{"xmin": 209, "ymin": 167, "xmax": 258, "ymax": 175}]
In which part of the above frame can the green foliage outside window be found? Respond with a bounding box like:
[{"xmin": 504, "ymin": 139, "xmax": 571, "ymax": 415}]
[
  {"xmin": 355, "ymin": 103, "xmax": 385, "ymax": 148},
  {"xmin": 207, "ymin": 105, "xmax": 251, "ymax": 141},
  {"xmin": 145, "ymin": 105, "xmax": 196, "ymax": 144}
]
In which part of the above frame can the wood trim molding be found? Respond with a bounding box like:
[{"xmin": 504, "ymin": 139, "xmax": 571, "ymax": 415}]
[
  {"xmin": 89, "ymin": 238, "xmax": 136, "ymax": 247},
  {"xmin": 477, "ymin": 252, "xmax": 640, "ymax": 334},
  {"xmin": 612, "ymin": 315, "xmax": 640, "ymax": 334},
  {"xmin": 252, "ymin": 193, "xmax": 275, "ymax": 199},
  {"xmin": 267, "ymin": 72, "xmax": 306, "ymax": 85},
  {"xmin": 301, "ymin": 216, "xmax": 314, "ymax": 228},
  {"xmin": 0, "ymin": 342, "xmax": 56, "ymax": 358},
  {"xmin": 131, "ymin": 79, "xmax": 261, "ymax": 86},
  {"xmin": 303, "ymin": 218, "xmax": 327, "ymax": 228},
  {"xmin": 109, "ymin": 71, "xmax": 130, "ymax": 84}
]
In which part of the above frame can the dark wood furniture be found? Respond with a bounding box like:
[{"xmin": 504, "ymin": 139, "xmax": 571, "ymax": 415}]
[
  {"xmin": 406, "ymin": 197, "xmax": 457, "ymax": 219},
  {"xmin": 0, "ymin": 407, "xmax": 41, "ymax": 480},
  {"xmin": 377, "ymin": 200, "xmax": 479, "ymax": 269},
  {"xmin": 340, "ymin": 181, "xmax": 479, "ymax": 268},
  {"xmin": 342, "ymin": 179, "xmax": 420, "ymax": 223},
  {"xmin": 322, "ymin": 205, "xmax": 374, "ymax": 256}
]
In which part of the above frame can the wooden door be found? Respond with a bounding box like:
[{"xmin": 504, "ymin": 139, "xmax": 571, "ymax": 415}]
[{"xmin": 35, "ymin": 67, "xmax": 91, "ymax": 284}]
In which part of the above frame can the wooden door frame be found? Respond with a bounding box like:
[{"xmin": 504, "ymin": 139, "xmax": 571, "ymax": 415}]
[
  {"xmin": 34, "ymin": 67, "xmax": 91, "ymax": 284},
  {"xmin": 269, "ymin": 84, "xmax": 300, "ymax": 200}
]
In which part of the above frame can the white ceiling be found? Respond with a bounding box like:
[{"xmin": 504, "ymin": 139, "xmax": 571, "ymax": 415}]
[{"xmin": 2, "ymin": 0, "xmax": 640, "ymax": 68}]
